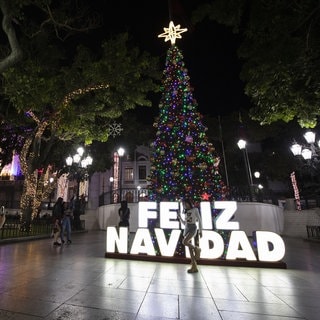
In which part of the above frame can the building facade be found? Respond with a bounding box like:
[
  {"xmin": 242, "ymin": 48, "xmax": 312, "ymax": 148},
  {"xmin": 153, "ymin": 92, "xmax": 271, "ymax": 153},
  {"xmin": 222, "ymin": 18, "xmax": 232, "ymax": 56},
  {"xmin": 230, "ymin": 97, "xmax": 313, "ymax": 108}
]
[{"xmin": 97, "ymin": 145, "xmax": 151, "ymax": 208}]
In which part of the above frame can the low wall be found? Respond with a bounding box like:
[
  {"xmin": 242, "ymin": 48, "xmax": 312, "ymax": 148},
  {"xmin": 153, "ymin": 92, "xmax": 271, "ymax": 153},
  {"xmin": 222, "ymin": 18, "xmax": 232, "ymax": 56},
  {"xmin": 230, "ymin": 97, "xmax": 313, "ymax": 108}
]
[
  {"xmin": 97, "ymin": 203, "xmax": 139, "ymax": 232},
  {"xmin": 6, "ymin": 201, "xmax": 317, "ymax": 239},
  {"xmin": 82, "ymin": 209, "xmax": 100, "ymax": 230},
  {"xmin": 97, "ymin": 202, "xmax": 285, "ymax": 236},
  {"xmin": 235, "ymin": 202, "xmax": 284, "ymax": 235},
  {"xmin": 282, "ymin": 208, "xmax": 320, "ymax": 238}
]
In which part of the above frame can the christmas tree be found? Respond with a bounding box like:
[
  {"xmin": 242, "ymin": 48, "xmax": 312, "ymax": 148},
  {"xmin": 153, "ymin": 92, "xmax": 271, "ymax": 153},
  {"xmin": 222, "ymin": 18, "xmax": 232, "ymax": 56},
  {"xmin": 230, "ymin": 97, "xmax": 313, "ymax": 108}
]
[{"xmin": 148, "ymin": 21, "xmax": 226, "ymax": 204}]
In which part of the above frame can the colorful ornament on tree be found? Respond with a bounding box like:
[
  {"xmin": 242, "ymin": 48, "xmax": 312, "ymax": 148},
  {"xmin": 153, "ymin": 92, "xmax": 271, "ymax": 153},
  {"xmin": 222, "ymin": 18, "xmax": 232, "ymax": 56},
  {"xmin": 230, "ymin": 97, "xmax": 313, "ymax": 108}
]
[
  {"xmin": 186, "ymin": 156, "xmax": 196, "ymax": 162},
  {"xmin": 149, "ymin": 21, "xmax": 226, "ymax": 206},
  {"xmin": 214, "ymin": 157, "xmax": 221, "ymax": 167},
  {"xmin": 201, "ymin": 193, "xmax": 210, "ymax": 201},
  {"xmin": 198, "ymin": 163, "xmax": 208, "ymax": 170}
]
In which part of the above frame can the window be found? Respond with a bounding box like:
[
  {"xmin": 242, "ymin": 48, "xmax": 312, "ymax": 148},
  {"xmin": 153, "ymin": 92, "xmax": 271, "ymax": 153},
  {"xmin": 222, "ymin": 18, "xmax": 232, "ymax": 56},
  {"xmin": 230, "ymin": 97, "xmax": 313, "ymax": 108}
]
[
  {"xmin": 138, "ymin": 165, "xmax": 147, "ymax": 180},
  {"xmin": 124, "ymin": 168, "xmax": 133, "ymax": 182}
]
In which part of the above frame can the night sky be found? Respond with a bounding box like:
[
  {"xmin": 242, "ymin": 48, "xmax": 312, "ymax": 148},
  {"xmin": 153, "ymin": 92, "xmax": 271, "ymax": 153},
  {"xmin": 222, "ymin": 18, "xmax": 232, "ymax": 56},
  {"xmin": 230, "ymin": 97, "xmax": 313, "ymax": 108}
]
[{"xmin": 92, "ymin": 0, "xmax": 249, "ymax": 119}]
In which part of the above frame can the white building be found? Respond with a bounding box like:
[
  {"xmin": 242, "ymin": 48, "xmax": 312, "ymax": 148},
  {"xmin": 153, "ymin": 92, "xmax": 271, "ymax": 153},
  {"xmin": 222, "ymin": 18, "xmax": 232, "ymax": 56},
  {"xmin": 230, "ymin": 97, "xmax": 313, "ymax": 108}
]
[{"xmin": 89, "ymin": 145, "xmax": 151, "ymax": 210}]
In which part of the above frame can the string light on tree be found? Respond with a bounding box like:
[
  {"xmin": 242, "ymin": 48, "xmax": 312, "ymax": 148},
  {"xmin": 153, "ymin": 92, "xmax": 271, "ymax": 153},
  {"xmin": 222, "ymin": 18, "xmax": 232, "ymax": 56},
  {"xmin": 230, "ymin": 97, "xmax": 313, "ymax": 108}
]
[
  {"xmin": 150, "ymin": 21, "xmax": 226, "ymax": 205},
  {"xmin": 20, "ymin": 112, "xmax": 52, "ymax": 221},
  {"xmin": 149, "ymin": 21, "xmax": 227, "ymax": 256},
  {"xmin": 62, "ymin": 84, "xmax": 109, "ymax": 108}
]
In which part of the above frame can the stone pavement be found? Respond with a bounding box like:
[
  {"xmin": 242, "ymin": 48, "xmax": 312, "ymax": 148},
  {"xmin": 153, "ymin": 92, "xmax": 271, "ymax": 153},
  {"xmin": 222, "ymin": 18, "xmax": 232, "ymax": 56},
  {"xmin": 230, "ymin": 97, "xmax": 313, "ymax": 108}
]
[{"xmin": 0, "ymin": 231, "xmax": 320, "ymax": 320}]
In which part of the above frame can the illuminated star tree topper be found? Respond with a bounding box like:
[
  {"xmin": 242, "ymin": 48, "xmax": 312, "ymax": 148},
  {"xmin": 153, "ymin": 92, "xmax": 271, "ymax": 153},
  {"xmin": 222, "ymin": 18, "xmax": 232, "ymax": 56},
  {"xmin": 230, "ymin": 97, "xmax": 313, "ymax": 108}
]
[{"xmin": 158, "ymin": 21, "xmax": 187, "ymax": 45}]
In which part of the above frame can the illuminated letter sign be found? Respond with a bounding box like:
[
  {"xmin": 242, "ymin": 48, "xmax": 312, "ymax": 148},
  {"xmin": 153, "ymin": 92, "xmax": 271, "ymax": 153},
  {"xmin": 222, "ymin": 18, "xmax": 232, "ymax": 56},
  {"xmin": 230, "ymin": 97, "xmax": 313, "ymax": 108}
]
[
  {"xmin": 255, "ymin": 231, "xmax": 286, "ymax": 262},
  {"xmin": 199, "ymin": 230, "xmax": 224, "ymax": 259},
  {"xmin": 160, "ymin": 202, "xmax": 180, "ymax": 229},
  {"xmin": 130, "ymin": 228, "xmax": 156, "ymax": 255},
  {"xmin": 215, "ymin": 201, "xmax": 239, "ymax": 230},
  {"xmin": 106, "ymin": 201, "xmax": 286, "ymax": 263},
  {"xmin": 226, "ymin": 231, "xmax": 257, "ymax": 261}
]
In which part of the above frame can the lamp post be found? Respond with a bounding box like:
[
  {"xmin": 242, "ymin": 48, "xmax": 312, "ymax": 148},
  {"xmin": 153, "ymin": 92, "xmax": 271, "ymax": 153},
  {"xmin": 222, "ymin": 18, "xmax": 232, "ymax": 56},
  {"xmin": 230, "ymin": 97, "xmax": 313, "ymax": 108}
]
[
  {"xmin": 117, "ymin": 147, "xmax": 125, "ymax": 202},
  {"xmin": 109, "ymin": 177, "xmax": 114, "ymax": 204},
  {"xmin": 137, "ymin": 185, "xmax": 141, "ymax": 202},
  {"xmin": 237, "ymin": 139, "xmax": 253, "ymax": 201},
  {"xmin": 66, "ymin": 147, "xmax": 92, "ymax": 229},
  {"xmin": 48, "ymin": 177, "xmax": 54, "ymax": 209},
  {"xmin": 290, "ymin": 130, "xmax": 320, "ymax": 207},
  {"xmin": 254, "ymin": 171, "xmax": 264, "ymax": 188},
  {"xmin": 289, "ymin": 131, "xmax": 320, "ymax": 209},
  {"xmin": 66, "ymin": 147, "xmax": 93, "ymax": 199},
  {"xmin": 290, "ymin": 131, "xmax": 320, "ymax": 161},
  {"xmin": 253, "ymin": 170, "xmax": 264, "ymax": 201}
]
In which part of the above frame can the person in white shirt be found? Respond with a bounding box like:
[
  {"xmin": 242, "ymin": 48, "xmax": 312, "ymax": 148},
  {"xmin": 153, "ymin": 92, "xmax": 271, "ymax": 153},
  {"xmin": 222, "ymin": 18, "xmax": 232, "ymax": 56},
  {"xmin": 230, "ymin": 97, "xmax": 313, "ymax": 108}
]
[{"xmin": 178, "ymin": 198, "xmax": 202, "ymax": 273}]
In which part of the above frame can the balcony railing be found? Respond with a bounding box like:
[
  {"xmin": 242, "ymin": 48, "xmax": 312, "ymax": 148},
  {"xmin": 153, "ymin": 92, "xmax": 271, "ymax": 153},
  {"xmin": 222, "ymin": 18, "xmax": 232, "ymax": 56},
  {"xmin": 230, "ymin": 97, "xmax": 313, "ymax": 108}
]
[
  {"xmin": 98, "ymin": 186, "xmax": 290, "ymax": 206},
  {"xmin": 99, "ymin": 187, "xmax": 149, "ymax": 205}
]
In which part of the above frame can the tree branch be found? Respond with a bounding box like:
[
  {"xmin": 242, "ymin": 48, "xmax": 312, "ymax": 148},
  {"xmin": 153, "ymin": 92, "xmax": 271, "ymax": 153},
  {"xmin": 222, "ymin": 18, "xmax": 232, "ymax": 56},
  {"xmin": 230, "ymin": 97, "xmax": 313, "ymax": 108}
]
[
  {"xmin": 0, "ymin": 0, "xmax": 23, "ymax": 73},
  {"xmin": 61, "ymin": 83, "xmax": 110, "ymax": 108}
]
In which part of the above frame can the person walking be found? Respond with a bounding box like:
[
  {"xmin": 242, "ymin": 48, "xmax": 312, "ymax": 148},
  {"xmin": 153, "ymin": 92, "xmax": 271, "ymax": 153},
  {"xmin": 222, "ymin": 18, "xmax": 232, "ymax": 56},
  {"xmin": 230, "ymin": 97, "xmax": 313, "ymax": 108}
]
[
  {"xmin": 177, "ymin": 198, "xmax": 202, "ymax": 273},
  {"xmin": 52, "ymin": 217, "xmax": 61, "ymax": 246},
  {"xmin": 79, "ymin": 194, "xmax": 86, "ymax": 215},
  {"xmin": 52, "ymin": 197, "xmax": 64, "ymax": 246},
  {"xmin": 60, "ymin": 202, "xmax": 72, "ymax": 244},
  {"xmin": 72, "ymin": 196, "xmax": 82, "ymax": 230}
]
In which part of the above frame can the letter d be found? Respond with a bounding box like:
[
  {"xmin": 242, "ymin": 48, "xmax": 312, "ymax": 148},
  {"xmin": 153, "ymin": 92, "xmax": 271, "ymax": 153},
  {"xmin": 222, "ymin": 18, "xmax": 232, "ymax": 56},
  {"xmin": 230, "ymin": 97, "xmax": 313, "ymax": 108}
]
[{"xmin": 256, "ymin": 231, "xmax": 285, "ymax": 262}]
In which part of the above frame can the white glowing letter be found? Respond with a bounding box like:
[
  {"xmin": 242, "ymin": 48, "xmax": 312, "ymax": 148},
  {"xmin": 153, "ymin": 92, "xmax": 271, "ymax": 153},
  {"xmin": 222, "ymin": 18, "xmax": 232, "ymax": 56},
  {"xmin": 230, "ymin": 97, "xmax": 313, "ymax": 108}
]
[
  {"xmin": 155, "ymin": 228, "xmax": 181, "ymax": 256},
  {"xmin": 215, "ymin": 201, "xmax": 239, "ymax": 230},
  {"xmin": 160, "ymin": 202, "xmax": 180, "ymax": 229},
  {"xmin": 106, "ymin": 226, "xmax": 128, "ymax": 253},
  {"xmin": 139, "ymin": 202, "xmax": 158, "ymax": 228},
  {"xmin": 256, "ymin": 231, "xmax": 285, "ymax": 262},
  {"xmin": 130, "ymin": 229, "xmax": 156, "ymax": 256},
  {"xmin": 226, "ymin": 231, "xmax": 257, "ymax": 261},
  {"xmin": 199, "ymin": 231, "xmax": 224, "ymax": 259},
  {"xmin": 200, "ymin": 202, "xmax": 213, "ymax": 230}
]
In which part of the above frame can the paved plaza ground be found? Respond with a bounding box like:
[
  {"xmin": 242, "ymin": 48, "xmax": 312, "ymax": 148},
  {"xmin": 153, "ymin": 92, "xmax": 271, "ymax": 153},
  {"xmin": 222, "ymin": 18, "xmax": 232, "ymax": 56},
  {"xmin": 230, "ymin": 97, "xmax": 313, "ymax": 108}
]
[{"xmin": 0, "ymin": 231, "xmax": 320, "ymax": 319}]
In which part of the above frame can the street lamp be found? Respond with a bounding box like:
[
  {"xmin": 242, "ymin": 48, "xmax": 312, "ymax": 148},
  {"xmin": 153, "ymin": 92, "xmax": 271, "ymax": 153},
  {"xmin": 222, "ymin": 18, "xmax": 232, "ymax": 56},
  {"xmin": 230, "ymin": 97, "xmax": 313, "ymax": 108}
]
[
  {"xmin": 290, "ymin": 131, "xmax": 320, "ymax": 161},
  {"xmin": 47, "ymin": 177, "xmax": 55, "ymax": 209},
  {"xmin": 254, "ymin": 171, "xmax": 260, "ymax": 179},
  {"xmin": 237, "ymin": 139, "xmax": 253, "ymax": 201},
  {"xmin": 66, "ymin": 147, "xmax": 92, "ymax": 227},
  {"xmin": 253, "ymin": 170, "xmax": 264, "ymax": 201},
  {"xmin": 289, "ymin": 131, "xmax": 320, "ymax": 209},
  {"xmin": 117, "ymin": 147, "xmax": 125, "ymax": 202},
  {"xmin": 109, "ymin": 176, "xmax": 114, "ymax": 204},
  {"xmin": 137, "ymin": 185, "xmax": 141, "ymax": 201},
  {"xmin": 66, "ymin": 147, "xmax": 92, "ymax": 230}
]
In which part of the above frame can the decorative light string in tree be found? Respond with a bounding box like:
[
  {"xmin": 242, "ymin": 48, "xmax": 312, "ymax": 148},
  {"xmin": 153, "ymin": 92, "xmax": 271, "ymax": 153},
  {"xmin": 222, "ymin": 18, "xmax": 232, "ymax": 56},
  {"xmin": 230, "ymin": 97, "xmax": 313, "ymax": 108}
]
[
  {"xmin": 62, "ymin": 84, "xmax": 109, "ymax": 108},
  {"xmin": 20, "ymin": 111, "xmax": 56, "ymax": 219}
]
